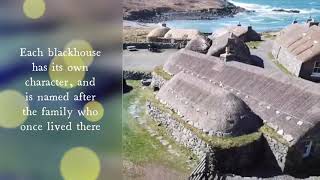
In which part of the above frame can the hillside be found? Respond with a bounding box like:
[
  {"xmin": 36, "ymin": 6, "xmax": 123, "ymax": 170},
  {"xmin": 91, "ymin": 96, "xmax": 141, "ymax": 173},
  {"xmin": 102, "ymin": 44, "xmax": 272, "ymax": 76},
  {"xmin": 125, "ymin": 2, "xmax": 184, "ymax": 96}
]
[{"xmin": 123, "ymin": 0, "xmax": 244, "ymax": 22}]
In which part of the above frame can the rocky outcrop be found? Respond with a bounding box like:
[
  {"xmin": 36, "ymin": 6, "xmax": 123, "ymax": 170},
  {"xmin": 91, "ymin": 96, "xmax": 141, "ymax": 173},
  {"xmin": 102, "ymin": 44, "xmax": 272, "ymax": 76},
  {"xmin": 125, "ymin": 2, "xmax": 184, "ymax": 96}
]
[
  {"xmin": 124, "ymin": 2, "xmax": 246, "ymax": 23},
  {"xmin": 272, "ymin": 9, "xmax": 300, "ymax": 13}
]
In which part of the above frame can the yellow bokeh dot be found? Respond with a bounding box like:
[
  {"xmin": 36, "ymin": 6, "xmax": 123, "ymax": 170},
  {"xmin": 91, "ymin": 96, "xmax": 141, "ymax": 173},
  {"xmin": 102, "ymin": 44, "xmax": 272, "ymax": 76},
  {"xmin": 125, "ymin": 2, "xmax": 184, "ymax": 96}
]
[
  {"xmin": 60, "ymin": 147, "xmax": 101, "ymax": 180},
  {"xmin": 84, "ymin": 101, "xmax": 104, "ymax": 122},
  {"xmin": 64, "ymin": 40, "xmax": 95, "ymax": 66},
  {"xmin": 49, "ymin": 56, "xmax": 86, "ymax": 89},
  {"xmin": 0, "ymin": 90, "xmax": 28, "ymax": 128},
  {"xmin": 23, "ymin": 0, "xmax": 46, "ymax": 19}
]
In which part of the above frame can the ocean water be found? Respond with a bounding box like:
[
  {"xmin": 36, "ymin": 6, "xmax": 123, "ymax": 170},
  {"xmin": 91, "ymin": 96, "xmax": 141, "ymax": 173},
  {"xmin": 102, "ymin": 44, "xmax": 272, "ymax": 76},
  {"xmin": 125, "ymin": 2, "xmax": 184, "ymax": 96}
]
[{"xmin": 166, "ymin": 0, "xmax": 320, "ymax": 33}]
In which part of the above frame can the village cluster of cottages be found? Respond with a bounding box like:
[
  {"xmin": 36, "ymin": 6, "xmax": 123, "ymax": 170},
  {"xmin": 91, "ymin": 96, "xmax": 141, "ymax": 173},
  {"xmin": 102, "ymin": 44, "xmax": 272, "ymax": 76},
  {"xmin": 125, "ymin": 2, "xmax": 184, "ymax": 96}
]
[{"xmin": 145, "ymin": 19, "xmax": 320, "ymax": 177}]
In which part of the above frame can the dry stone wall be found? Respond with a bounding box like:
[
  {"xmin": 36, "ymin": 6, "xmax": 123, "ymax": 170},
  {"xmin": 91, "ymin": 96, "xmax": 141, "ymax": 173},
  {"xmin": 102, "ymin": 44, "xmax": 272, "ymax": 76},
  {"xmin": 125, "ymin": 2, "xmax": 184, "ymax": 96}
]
[
  {"xmin": 150, "ymin": 72, "xmax": 167, "ymax": 90},
  {"xmin": 146, "ymin": 101, "xmax": 264, "ymax": 171}
]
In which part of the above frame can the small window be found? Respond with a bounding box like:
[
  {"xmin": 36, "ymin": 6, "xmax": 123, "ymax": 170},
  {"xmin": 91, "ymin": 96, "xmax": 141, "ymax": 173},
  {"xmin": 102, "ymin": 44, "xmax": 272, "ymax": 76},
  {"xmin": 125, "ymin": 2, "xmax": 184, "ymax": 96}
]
[
  {"xmin": 303, "ymin": 140, "xmax": 313, "ymax": 158},
  {"xmin": 312, "ymin": 61, "xmax": 320, "ymax": 74}
]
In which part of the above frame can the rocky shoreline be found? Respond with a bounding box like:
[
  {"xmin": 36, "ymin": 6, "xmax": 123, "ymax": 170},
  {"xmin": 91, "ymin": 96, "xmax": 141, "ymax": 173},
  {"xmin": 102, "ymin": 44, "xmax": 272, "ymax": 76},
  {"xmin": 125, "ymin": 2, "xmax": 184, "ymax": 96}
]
[{"xmin": 124, "ymin": 2, "xmax": 246, "ymax": 23}]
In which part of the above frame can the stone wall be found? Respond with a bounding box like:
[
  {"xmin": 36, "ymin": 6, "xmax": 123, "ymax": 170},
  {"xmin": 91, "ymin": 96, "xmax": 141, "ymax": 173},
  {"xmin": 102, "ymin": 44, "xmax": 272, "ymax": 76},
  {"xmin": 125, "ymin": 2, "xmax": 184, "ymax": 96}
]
[
  {"xmin": 150, "ymin": 72, "xmax": 167, "ymax": 90},
  {"xmin": 224, "ymin": 175, "xmax": 319, "ymax": 180},
  {"xmin": 263, "ymin": 134, "xmax": 289, "ymax": 171},
  {"xmin": 123, "ymin": 70, "xmax": 152, "ymax": 80},
  {"xmin": 146, "ymin": 101, "xmax": 264, "ymax": 171},
  {"xmin": 123, "ymin": 42, "xmax": 178, "ymax": 49},
  {"xmin": 146, "ymin": 101, "xmax": 211, "ymax": 157}
]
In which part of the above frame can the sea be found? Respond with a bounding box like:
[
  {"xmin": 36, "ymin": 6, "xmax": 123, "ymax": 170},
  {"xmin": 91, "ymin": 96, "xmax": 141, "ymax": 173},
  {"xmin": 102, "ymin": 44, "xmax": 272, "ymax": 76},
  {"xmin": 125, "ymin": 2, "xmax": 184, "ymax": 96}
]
[{"xmin": 165, "ymin": 0, "xmax": 320, "ymax": 33}]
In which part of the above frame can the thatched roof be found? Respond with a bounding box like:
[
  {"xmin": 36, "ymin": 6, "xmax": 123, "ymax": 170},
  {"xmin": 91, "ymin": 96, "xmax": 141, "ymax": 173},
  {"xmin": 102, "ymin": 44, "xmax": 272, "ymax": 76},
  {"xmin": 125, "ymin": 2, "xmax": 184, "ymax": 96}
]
[
  {"xmin": 147, "ymin": 27, "xmax": 171, "ymax": 38},
  {"xmin": 207, "ymin": 33, "xmax": 252, "ymax": 64},
  {"xmin": 164, "ymin": 29, "xmax": 201, "ymax": 40},
  {"xmin": 211, "ymin": 25, "xmax": 261, "ymax": 42},
  {"xmin": 163, "ymin": 49, "xmax": 320, "ymax": 145},
  {"xmin": 163, "ymin": 49, "xmax": 221, "ymax": 76},
  {"xmin": 157, "ymin": 72, "xmax": 262, "ymax": 136},
  {"xmin": 185, "ymin": 35, "xmax": 212, "ymax": 54},
  {"xmin": 273, "ymin": 23, "xmax": 320, "ymax": 63}
]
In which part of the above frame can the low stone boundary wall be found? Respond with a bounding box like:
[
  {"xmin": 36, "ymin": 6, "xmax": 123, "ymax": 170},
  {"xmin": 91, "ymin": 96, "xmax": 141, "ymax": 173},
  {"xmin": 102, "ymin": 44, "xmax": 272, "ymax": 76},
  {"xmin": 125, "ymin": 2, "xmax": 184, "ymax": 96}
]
[
  {"xmin": 123, "ymin": 42, "xmax": 178, "ymax": 49},
  {"xmin": 123, "ymin": 70, "xmax": 152, "ymax": 80},
  {"xmin": 263, "ymin": 134, "xmax": 289, "ymax": 171}
]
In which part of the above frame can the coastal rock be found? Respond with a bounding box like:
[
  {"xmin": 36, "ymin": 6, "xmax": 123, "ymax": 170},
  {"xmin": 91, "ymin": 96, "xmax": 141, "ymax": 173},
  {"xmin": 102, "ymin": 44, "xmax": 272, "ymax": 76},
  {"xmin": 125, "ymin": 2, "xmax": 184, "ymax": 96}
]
[{"xmin": 272, "ymin": 9, "xmax": 300, "ymax": 13}]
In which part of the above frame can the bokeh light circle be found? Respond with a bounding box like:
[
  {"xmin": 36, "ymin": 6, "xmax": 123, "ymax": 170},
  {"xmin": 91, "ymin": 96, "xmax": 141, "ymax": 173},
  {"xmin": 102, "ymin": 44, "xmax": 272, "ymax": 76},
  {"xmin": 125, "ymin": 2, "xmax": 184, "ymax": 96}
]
[
  {"xmin": 49, "ymin": 56, "xmax": 86, "ymax": 89},
  {"xmin": 23, "ymin": 0, "xmax": 46, "ymax": 19},
  {"xmin": 84, "ymin": 101, "xmax": 104, "ymax": 122},
  {"xmin": 60, "ymin": 147, "xmax": 101, "ymax": 180},
  {"xmin": 64, "ymin": 40, "xmax": 95, "ymax": 66},
  {"xmin": 0, "ymin": 90, "xmax": 28, "ymax": 128}
]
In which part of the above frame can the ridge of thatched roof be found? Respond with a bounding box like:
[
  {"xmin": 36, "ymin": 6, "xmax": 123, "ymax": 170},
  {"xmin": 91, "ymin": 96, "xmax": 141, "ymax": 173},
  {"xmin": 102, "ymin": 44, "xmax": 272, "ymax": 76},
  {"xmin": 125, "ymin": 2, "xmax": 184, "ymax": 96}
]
[{"xmin": 163, "ymin": 49, "xmax": 320, "ymax": 145}]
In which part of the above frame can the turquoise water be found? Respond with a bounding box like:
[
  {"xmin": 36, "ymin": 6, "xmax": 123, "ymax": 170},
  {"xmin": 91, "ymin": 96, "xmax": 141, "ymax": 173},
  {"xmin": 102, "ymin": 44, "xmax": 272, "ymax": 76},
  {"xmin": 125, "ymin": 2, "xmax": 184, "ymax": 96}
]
[{"xmin": 166, "ymin": 0, "xmax": 320, "ymax": 32}]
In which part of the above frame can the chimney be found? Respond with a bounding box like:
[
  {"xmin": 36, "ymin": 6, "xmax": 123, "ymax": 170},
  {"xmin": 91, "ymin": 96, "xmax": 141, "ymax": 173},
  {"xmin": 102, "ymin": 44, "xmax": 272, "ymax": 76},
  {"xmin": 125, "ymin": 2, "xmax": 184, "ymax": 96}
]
[
  {"xmin": 292, "ymin": 19, "xmax": 298, "ymax": 24},
  {"xmin": 306, "ymin": 16, "xmax": 313, "ymax": 23}
]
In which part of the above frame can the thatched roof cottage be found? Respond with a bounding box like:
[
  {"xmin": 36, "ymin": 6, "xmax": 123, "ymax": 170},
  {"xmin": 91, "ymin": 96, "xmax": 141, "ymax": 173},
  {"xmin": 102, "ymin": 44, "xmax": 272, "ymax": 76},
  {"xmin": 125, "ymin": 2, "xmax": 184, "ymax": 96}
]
[
  {"xmin": 207, "ymin": 32, "xmax": 253, "ymax": 65},
  {"xmin": 146, "ymin": 25, "xmax": 201, "ymax": 43},
  {"xmin": 272, "ymin": 21, "xmax": 320, "ymax": 82},
  {"xmin": 157, "ymin": 72, "xmax": 262, "ymax": 137},
  {"xmin": 158, "ymin": 49, "xmax": 320, "ymax": 173},
  {"xmin": 211, "ymin": 24, "xmax": 261, "ymax": 42},
  {"xmin": 146, "ymin": 26, "xmax": 171, "ymax": 42},
  {"xmin": 185, "ymin": 35, "xmax": 212, "ymax": 54}
]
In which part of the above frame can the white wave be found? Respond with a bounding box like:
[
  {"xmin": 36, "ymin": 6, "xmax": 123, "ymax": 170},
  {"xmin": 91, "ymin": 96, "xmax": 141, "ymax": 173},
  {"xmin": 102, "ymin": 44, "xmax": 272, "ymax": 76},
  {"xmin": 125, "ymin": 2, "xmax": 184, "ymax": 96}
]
[
  {"xmin": 299, "ymin": 8, "xmax": 320, "ymax": 14},
  {"xmin": 229, "ymin": 0, "xmax": 320, "ymax": 15},
  {"xmin": 229, "ymin": 0, "xmax": 273, "ymax": 13}
]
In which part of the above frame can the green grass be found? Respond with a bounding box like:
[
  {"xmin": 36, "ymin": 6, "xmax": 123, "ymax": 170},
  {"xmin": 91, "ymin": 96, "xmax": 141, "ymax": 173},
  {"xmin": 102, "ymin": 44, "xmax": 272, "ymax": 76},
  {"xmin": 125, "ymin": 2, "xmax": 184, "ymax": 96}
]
[
  {"xmin": 259, "ymin": 125, "xmax": 289, "ymax": 146},
  {"xmin": 246, "ymin": 41, "xmax": 262, "ymax": 49},
  {"xmin": 154, "ymin": 66, "xmax": 172, "ymax": 81},
  {"xmin": 123, "ymin": 80, "xmax": 195, "ymax": 172},
  {"xmin": 262, "ymin": 32, "xmax": 277, "ymax": 40},
  {"xmin": 268, "ymin": 52, "xmax": 293, "ymax": 75}
]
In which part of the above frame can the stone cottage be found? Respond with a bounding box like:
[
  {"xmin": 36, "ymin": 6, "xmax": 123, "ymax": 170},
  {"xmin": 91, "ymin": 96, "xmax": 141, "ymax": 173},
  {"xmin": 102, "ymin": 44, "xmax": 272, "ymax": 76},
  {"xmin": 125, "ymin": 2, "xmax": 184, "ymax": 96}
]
[
  {"xmin": 146, "ymin": 26, "xmax": 171, "ymax": 42},
  {"xmin": 272, "ymin": 21, "xmax": 320, "ymax": 82},
  {"xmin": 146, "ymin": 25, "xmax": 201, "ymax": 44},
  {"xmin": 210, "ymin": 24, "xmax": 261, "ymax": 42},
  {"xmin": 207, "ymin": 32, "xmax": 253, "ymax": 65},
  {"xmin": 150, "ymin": 49, "xmax": 320, "ymax": 176}
]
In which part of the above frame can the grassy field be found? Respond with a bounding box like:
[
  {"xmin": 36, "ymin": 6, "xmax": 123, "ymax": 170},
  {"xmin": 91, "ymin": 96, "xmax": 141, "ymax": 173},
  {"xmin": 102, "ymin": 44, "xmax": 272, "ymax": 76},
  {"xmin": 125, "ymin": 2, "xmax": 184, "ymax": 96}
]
[
  {"xmin": 123, "ymin": 27, "xmax": 152, "ymax": 43},
  {"xmin": 123, "ymin": 80, "xmax": 196, "ymax": 179},
  {"xmin": 246, "ymin": 41, "xmax": 262, "ymax": 49}
]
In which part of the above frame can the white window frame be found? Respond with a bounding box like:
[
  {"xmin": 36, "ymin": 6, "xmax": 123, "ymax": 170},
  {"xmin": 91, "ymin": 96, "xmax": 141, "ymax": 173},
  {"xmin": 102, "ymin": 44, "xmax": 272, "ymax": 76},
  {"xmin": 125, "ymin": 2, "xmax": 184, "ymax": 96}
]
[
  {"xmin": 312, "ymin": 61, "xmax": 320, "ymax": 77},
  {"xmin": 303, "ymin": 140, "xmax": 313, "ymax": 158}
]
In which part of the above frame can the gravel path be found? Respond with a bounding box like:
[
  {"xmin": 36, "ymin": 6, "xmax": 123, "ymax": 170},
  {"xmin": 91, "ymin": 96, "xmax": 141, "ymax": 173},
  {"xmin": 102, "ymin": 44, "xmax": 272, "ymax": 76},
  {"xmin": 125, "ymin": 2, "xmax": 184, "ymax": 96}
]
[
  {"xmin": 123, "ymin": 49, "xmax": 178, "ymax": 71},
  {"xmin": 250, "ymin": 39, "xmax": 281, "ymax": 72}
]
